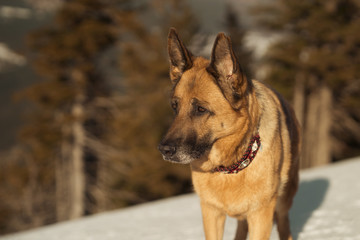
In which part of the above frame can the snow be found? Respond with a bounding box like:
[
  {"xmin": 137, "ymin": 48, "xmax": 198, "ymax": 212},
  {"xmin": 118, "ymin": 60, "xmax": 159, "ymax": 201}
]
[{"xmin": 1, "ymin": 157, "xmax": 360, "ymax": 240}]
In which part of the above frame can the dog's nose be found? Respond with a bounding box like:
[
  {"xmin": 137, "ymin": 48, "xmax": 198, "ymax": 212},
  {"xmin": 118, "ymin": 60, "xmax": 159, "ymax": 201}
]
[{"xmin": 158, "ymin": 143, "xmax": 177, "ymax": 158}]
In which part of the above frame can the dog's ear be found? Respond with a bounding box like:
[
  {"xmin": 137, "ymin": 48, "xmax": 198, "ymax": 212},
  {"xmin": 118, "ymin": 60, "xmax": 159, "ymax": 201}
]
[
  {"xmin": 207, "ymin": 33, "xmax": 249, "ymax": 110},
  {"xmin": 167, "ymin": 28, "xmax": 193, "ymax": 84}
]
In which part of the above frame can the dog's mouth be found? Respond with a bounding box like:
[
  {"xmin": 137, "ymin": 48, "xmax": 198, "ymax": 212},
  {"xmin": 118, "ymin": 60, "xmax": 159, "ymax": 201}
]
[
  {"xmin": 158, "ymin": 135, "xmax": 214, "ymax": 164},
  {"xmin": 161, "ymin": 150, "xmax": 195, "ymax": 164},
  {"xmin": 160, "ymin": 147, "xmax": 210, "ymax": 164}
]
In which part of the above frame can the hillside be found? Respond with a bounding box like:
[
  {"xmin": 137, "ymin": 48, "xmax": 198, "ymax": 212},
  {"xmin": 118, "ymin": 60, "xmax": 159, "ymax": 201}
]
[{"xmin": 1, "ymin": 157, "xmax": 360, "ymax": 240}]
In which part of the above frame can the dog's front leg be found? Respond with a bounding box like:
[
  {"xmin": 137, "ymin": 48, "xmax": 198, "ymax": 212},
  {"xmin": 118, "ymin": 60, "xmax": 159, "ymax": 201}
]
[
  {"xmin": 247, "ymin": 198, "xmax": 276, "ymax": 240},
  {"xmin": 200, "ymin": 202, "xmax": 226, "ymax": 240}
]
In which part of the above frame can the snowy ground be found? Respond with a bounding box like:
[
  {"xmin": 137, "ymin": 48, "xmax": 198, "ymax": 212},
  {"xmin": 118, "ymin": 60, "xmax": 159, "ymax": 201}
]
[{"xmin": 1, "ymin": 157, "xmax": 360, "ymax": 240}]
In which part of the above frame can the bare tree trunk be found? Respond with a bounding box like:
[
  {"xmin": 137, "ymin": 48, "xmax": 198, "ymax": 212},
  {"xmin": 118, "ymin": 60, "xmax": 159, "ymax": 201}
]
[
  {"xmin": 314, "ymin": 84, "xmax": 332, "ymax": 166},
  {"xmin": 302, "ymin": 83, "xmax": 332, "ymax": 168},
  {"xmin": 302, "ymin": 88, "xmax": 318, "ymax": 168},
  {"xmin": 69, "ymin": 96, "xmax": 86, "ymax": 219}
]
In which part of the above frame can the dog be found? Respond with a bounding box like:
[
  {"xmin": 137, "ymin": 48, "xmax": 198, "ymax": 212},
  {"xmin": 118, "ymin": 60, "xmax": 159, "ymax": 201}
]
[{"xmin": 158, "ymin": 28, "xmax": 301, "ymax": 240}]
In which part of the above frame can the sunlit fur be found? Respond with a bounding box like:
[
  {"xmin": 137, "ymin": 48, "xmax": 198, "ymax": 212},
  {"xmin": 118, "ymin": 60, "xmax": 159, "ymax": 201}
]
[{"xmin": 160, "ymin": 29, "xmax": 301, "ymax": 240}]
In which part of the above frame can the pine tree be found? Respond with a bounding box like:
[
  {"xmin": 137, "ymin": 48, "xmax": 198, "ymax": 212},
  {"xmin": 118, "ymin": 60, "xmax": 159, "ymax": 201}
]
[
  {"xmin": 20, "ymin": 0, "xmax": 120, "ymax": 222},
  {"xmin": 254, "ymin": 0, "xmax": 360, "ymax": 167}
]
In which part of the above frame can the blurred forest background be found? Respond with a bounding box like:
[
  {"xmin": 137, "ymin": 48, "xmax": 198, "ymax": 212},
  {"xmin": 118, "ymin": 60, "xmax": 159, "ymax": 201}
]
[{"xmin": 0, "ymin": 0, "xmax": 359, "ymax": 235}]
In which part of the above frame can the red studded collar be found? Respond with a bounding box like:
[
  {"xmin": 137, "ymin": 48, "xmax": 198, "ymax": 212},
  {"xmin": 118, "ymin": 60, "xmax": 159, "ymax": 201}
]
[{"xmin": 213, "ymin": 134, "xmax": 261, "ymax": 174}]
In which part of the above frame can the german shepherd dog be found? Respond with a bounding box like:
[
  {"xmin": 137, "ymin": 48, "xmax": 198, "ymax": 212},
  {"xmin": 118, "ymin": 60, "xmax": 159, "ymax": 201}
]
[{"xmin": 158, "ymin": 28, "xmax": 301, "ymax": 240}]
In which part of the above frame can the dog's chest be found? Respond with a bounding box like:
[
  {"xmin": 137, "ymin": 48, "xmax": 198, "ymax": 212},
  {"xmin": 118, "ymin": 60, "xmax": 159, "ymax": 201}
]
[{"xmin": 192, "ymin": 172, "xmax": 264, "ymax": 218}]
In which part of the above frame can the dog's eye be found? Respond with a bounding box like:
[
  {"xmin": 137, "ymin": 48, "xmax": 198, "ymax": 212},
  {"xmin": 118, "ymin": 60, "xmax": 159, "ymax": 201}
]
[
  {"xmin": 197, "ymin": 106, "xmax": 207, "ymax": 113},
  {"xmin": 171, "ymin": 102, "xmax": 178, "ymax": 112}
]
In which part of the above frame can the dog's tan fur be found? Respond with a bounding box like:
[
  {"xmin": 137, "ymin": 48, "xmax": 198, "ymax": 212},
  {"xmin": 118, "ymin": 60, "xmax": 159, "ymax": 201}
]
[{"xmin": 159, "ymin": 28, "xmax": 300, "ymax": 240}]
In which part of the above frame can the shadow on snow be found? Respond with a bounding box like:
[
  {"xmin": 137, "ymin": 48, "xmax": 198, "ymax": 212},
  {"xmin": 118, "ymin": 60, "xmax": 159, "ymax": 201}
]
[{"xmin": 290, "ymin": 178, "xmax": 329, "ymax": 240}]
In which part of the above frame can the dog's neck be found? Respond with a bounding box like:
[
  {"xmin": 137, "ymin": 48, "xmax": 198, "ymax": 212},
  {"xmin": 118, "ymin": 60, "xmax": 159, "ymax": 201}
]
[
  {"xmin": 218, "ymin": 87, "xmax": 261, "ymax": 172},
  {"xmin": 212, "ymin": 133, "xmax": 261, "ymax": 174},
  {"xmin": 190, "ymin": 129, "xmax": 259, "ymax": 173}
]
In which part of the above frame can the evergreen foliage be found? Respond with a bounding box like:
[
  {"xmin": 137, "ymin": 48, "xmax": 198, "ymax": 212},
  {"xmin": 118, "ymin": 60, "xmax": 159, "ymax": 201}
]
[
  {"xmin": 254, "ymin": 0, "xmax": 360, "ymax": 165},
  {"xmin": 0, "ymin": 0, "xmax": 120, "ymax": 233}
]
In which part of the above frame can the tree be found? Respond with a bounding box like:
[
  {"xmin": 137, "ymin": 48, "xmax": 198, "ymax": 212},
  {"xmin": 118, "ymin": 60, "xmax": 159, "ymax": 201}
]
[
  {"xmin": 20, "ymin": 0, "xmax": 120, "ymax": 222},
  {"xmin": 254, "ymin": 0, "xmax": 360, "ymax": 168}
]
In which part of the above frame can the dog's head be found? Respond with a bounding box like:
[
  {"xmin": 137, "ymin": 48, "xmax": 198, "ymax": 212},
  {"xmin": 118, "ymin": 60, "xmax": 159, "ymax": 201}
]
[{"xmin": 158, "ymin": 28, "xmax": 253, "ymax": 166}]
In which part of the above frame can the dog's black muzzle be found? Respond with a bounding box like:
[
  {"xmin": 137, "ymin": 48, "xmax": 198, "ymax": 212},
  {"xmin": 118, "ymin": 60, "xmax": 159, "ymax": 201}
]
[
  {"xmin": 158, "ymin": 142, "xmax": 177, "ymax": 160},
  {"xmin": 158, "ymin": 138, "xmax": 193, "ymax": 164}
]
